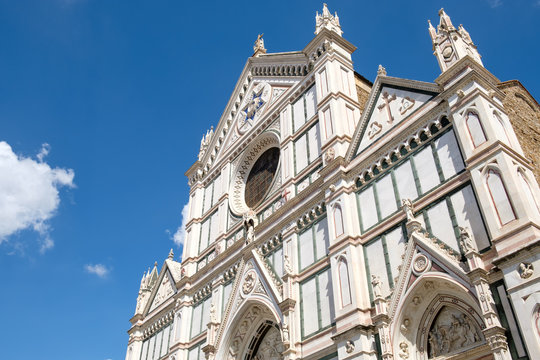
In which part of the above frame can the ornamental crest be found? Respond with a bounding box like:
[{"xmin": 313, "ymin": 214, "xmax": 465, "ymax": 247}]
[{"xmin": 237, "ymin": 82, "xmax": 271, "ymax": 134}]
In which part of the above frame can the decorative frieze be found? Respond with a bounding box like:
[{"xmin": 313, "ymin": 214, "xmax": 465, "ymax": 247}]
[
  {"xmin": 296, "ymin": 201, "xmax": 326, "ymax": 230},
  {"xmin": 142, "ymin": 311, "xmax": 174, "ymax": 340},
  {"xmin": 355, "ymin": 116, "xmax": 449, "ymax": 187},
  {"xmin": 193, "ymin": 283, "xmax": 212, "ymax": 303}
]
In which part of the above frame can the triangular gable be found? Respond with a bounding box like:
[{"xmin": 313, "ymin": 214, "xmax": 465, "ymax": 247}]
[
  {"xmin": 215, "ymin": 255, "xmax": 283, "ymax": 350},
  {"xmin": 145, "ymin": 266, "xmax": 177, "ymax": 315},
  {"xmin": 219, "ymin": 79, "xmax": 292, "ymax": 161},
  {"xmin": 388, "ymin": 224, "xmax": 470, "ymax": 319},
  {"xmin": 346, "ymin": 76, "xmax": 440, "ymax": 161},
  {"xmin": 191, "ymin": 52, "xmax": 308, "ymax": 182},
  {"xmin": 165, "ymin": 258, "xmax": 182, "ymax": 283}
]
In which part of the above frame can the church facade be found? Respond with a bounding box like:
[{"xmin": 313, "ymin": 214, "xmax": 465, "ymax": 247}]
[{"xmin": 125, "ymin": 6, "xmax": 540, "ymax": 360}]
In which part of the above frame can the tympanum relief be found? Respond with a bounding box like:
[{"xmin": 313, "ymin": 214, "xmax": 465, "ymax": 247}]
[
  {"xmin": 253, "ymin": 326, "xmax": 284, "ymax": 360},
  {"xmin": 427, "ymin": 306, "xmax": 482, "ymax": 358}
]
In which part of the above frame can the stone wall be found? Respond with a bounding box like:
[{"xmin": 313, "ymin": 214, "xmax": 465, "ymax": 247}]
[
  {"xmin": 354, "ymin": 71, "xmax": 372, "ymax": 114},
  {"xmin": 498, "ymin": 80, "xmax": 540, "ymax": 182}
]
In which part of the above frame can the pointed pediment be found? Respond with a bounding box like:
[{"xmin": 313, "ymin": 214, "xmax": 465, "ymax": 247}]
[
  {"xmin": 216, "ymin": 254, "xmax": 283, "ymax": 351},
  {"xmin": 388, "ymin": 224, "xmax": 469, "ymax": 319},
  {"xmin": 187, "ymin": 52, "xmax": 309, "ymax": 184},
  {"xmin": 145, "ymin": 267, "xmax": 178, "ymax": 315},
  {"xmin": 347, "ymin": 76, "xmax": 439, "ymax": 160},
  {"xmin": 219, "ymin": 80, "xmax": 291, "ymax": 162}
]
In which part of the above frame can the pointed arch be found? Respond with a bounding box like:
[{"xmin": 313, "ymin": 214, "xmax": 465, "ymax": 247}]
[
  {"xmin": 215, "ymin": 298, "xmax": 283, "ymax": 360},
  {"xmin": 465, "ymin": 111, "xmax": 487, "ymax": 148},
  {"xmin": 493, "ymin": 110, "xmax": 511, "ymax": 144},
  {"xmin": 174, "ymin": 312, "xmax": 182, "ymax": 341},
  {"xmin": 337, "ymin": 256, "xmax": 352, "ymax": 307},
  {"xmin": 485, "ymin": 168, "xmax": 516, "ymax": 225},
  {"xmin": 390, "ymin": 273, "xmax": 487, "ymax": 360},
  {"xmin": 517, "ymin": 167, "xmax": 540, "ymax": 214},
  {"xmin": 333, "ymin": 203, "xmax": 344, "ymax": 237}
]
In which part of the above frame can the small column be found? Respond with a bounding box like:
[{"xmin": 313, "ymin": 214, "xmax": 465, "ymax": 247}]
[
  {"xmin": 372, "ymin": 276, "xmax": 393, "ymax": 360},
  {"xmin": 280, "ymin": 256, "xmax": 297, "ymax": 359},
  {"xmin": 461, "ymin": 227, "xmax": 512, "ymax": 360},
  {"xmin": 202, "ymin": 302, "xmax": 220, "ymax": 360}
]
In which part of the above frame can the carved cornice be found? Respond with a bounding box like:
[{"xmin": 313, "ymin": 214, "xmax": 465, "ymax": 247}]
[
  {"xmin": 141, "ymin": 310, "xmax": 175, "ymax": 340},
  {"xmin": 330, "ymin": 324, "xmax": 375, "ymax": 342},
  {"xmin": 435, "ymin": 56, "xmax": 500, "ymax": 88}
]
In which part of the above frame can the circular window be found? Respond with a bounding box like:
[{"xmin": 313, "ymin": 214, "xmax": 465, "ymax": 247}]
[{"xmin": 244, "ymin": 147, "xmax": 280, "ymax": 208}]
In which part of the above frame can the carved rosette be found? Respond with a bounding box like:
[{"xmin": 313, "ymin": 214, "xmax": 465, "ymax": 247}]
[
  {"xmin": 412, "ymin": 253, "xmax": 431, "ymax": 274},
  {"xmin": 242, "ymin": 270, "xmax": 257, "ymax": 296}
]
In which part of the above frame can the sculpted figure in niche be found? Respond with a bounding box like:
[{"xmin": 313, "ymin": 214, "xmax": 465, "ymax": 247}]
[
  {"xmin": 282, "ymin": 321, "xmax": 289, "ymax": 343},
  {"xmin": 401, "ymin": 318, "xmax": 411, "ymax": 334},
  {"xmin": 459, "ymin": 226, "xmax": 476, "ymax": 254},
  {"xmin": 398, "ymin": 342, "xmax": 409, "ymax": 359},
  {"xmin": 345, "ymin": 340, "xmax": 355, "ymax": 353},
  {"xmin": 284, "ymin": 255, "xmax": 293, "ymax": 275},
  {"xmin": 519, "ymin": 262, "xmax": 534, "ymax": 279},
  {"xmin": 371, "ymin": 274, "xmax": 383, "ymax": 298},
  {"xmin": 324, "ymin": 147, "xmax": 335, "ymax": 163},
  {"xmin": 210, "ymin": 302, "xmax": 217, "ymax": 323},
  {"xmin": 243, "ymin": 210, "xmax": 256, "ymax": 245}
]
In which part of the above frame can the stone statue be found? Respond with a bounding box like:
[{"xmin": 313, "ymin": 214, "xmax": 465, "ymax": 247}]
[
  {"xmin": 284, "ymin": 255, "xmax": 293, "ymax": 275},
  {"xmin": 459, "ymin": 226, "xmax": 476, "ymax": 254},
  {"xmin": 345, "ymin": 340, "xmax": 355, "ymax": 353},
  {"xmin": 401, "ymin": 199, "xmax": 414, "ymax": 222},
  {"xmin": 282, "ymin": 321, "xmax": 289, "ymax": 343},
  {"xmin": 400, "ymin": 318, "xmax": 411, "ymax": 334},
  {"xmin": 210, "ymin": 302, "xmax": 217, "ymax": 323},
  {"xmin": 371, "ymin": 274, "xmax": 383, "ymax": 298},
  {"xmin": 243, "ymin": 210, "xmax": 256, "ymax": 245},
  {"xmin": 253, "ymin": 33, "xmax": 266, "ymax": 55},
  {"xmin": 377, "ymin": 64, "xmax": 387, "ymax": 77},
  {"xmin": 519, "ymin": 262, "xmax": 534, "ymax": 279},
  {"xmin": 324, "ymin": 147, "xmax": 335, "ymax": 163},
  {"xmin": 398, "ymin": 342, "xmax": 409, "ymax": 359}
]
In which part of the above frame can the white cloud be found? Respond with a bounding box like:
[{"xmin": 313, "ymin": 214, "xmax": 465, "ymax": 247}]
[
  {"xmin": 172, "ymin": 203, "xmax": 190, "ymax": 247},
  {"xmin": 488, "ymin": 0, "xmax": 503, "ymax": 8},
  {"xmin": 36, "ymin": 143, "xmax": 50, "ymax": 162},
  {"xmin": 85, "ymin": 264, "xmax": 109, "ymax": 278},
  {"xmin": 0, "ymin": 141, "xmax": 74, "ymax": 250}
]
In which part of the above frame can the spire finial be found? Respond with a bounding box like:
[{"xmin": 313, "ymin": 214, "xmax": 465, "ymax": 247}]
[
  {"xmin": 168, "ymin": 248, "xmax": 174, "ymax": 260},
  {"xmin": 428, "ymin": 9, "xmax": 483, "ymax": 73},
  {"xmin": 438, "ymin": 8, "xmax": 454, "ymax": 30},
  {"xmin": 315, "ymin": 4, "xmax": 342, "ymax": 36},
  {"xmin": 428, "ymin": 19, "xmax": 437, "ymax": 41},
  {"xmin": 154, "ymin": 261, "xmax": 158, "ymax": 267}
]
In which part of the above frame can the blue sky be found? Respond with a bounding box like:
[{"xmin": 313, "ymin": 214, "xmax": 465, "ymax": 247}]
[{"xmin": 0, "ymin": 1, "xmax": 538, "ymax": 359}]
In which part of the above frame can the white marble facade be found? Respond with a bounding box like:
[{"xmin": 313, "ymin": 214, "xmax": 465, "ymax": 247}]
[{"xmin": 125, "ymin": 6, "xmax": 540, "ymax": 360}]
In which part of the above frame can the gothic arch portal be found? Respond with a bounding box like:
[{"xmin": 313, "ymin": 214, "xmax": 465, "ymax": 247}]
[
  {"xmin": 216, "ymin": 299, "xmax": 285, "ymax": 360},
  {"xmin": 391, "ymin": 275, "xmax": 490, "ymax": 360}
]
